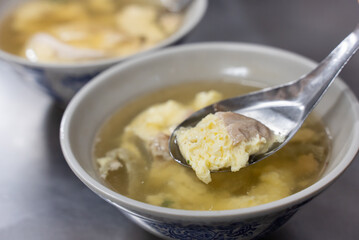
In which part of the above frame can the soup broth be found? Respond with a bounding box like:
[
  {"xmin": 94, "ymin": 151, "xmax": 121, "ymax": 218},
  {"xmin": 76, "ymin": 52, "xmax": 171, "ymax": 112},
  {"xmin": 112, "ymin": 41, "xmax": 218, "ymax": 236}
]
[{"xmin": 94, "ymin": 81, "xmax": 330, "ymax": 210}]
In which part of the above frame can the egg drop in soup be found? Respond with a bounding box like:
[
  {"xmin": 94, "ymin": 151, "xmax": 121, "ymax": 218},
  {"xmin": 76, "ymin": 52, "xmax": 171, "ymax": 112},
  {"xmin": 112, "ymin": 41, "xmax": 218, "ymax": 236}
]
[{"xmin": 94, "ymin": 81, "xmax": 330, "ymax": 211}]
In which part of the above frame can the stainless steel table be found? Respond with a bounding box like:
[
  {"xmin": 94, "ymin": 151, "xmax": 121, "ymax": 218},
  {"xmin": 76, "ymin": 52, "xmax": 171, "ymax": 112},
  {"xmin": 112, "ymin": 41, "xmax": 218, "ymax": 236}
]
[{"xmin": 1, "ymin": 0, "xmax": 358, "ymax": 239}]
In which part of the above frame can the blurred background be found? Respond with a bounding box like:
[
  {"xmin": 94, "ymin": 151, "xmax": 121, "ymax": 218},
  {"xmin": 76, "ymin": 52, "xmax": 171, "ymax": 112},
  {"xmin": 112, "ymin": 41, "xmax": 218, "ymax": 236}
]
[{"xmin": 0, "ymin": 0, "xmax": 358, "ymax": 239}]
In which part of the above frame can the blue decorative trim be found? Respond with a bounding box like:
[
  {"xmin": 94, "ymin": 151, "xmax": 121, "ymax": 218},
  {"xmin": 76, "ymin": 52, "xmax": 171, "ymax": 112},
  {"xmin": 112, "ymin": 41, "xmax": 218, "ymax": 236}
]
[
  {"xmin": 11, "ymin": 63, "xmax": 101, "ymax": 104},
  {"xmin": 143, "ymin": 220, "xmax": 260, "ymax": 240},
  {"xmin": 22, "ymin": 65, "xmax": 62, "ymax": 100},
  {"xmin": 255, "ymin": 198, "xmax": 314, "ymax": 239},
  {"xmin": 60, "ymin": 71, "xmax": 99, "ymax": 93},
  {"xmin": 127, "ymin": 200, "xmax": 314, "ymax": 240}
]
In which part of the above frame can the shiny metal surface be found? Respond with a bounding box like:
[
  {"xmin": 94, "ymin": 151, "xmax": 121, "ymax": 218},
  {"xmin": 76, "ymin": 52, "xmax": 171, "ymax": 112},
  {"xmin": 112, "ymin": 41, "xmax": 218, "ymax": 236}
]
[
  {"xmin": 170, "ymin": 24, "xmax": 359, "ymax": 168},
  {"xmin": 161, "ymin": 0, "xmax": 192, "ymax": 12},
  {"xmin": 1, "ymin": 1, "xmax": 359, "ymax": 239}
]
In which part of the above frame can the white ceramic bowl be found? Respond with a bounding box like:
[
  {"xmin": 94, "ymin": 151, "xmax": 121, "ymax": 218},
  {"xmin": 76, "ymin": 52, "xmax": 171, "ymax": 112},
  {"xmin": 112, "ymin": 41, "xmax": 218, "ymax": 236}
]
[
  {"xmin": 0, "ymin": 0, "xmax": 207, "ymax": 104},
  {"xmin": 60, "ymin": 43, "xmax": 359, "ymax": 239}
]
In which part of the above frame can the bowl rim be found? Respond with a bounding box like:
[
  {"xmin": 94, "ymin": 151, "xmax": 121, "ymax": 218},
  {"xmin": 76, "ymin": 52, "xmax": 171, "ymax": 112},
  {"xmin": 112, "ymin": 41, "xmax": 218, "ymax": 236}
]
[
  {"xmin": 0, "ymin": 0, "xmax": 207, "ymax": 70},
  {"xmin": 60, "ymin": 42, "xmax": 359, "ymax": 219}
]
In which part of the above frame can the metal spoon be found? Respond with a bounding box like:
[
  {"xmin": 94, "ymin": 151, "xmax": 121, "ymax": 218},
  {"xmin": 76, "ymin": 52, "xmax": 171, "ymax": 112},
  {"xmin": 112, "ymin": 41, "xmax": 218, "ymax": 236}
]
[
  {"xmin": 169, "ymin": 24, "xmax": 359, "ymax": 170},
  {"xmin": 161, "ymin": 0, "xmax": 192, "ymax": 12}
]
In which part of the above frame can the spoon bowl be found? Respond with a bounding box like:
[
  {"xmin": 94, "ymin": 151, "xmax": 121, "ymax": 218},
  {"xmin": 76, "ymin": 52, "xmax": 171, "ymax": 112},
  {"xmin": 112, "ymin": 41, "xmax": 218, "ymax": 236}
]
[
  {"xmin": 170, "ymin": 24, "xmax": 359, "ymax": 169},
  {"xmin": 169, "ymin": 86, "xmax": 305, "ymax": 169}
]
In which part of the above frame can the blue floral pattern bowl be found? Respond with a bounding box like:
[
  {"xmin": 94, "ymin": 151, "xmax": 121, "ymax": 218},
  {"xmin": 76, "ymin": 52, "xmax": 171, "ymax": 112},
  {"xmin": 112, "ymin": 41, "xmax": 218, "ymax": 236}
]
[
  {"xmin": 102, "ymin": 195, "xmax": 312, "ymax": 239},
  {"xmin": 0, "ymin": 0, "xmax": 207, "ymax": 105},
  {"xmin": 9, "ymin": 63, "xmax": 103, "ymax": 104},
  {"xmin": 60, "ymin": 43, "xmax": 359, "ymax": 239},
  {"xmin": 123, "ymin": 204, "xmax": 300, "ymax": 240}
]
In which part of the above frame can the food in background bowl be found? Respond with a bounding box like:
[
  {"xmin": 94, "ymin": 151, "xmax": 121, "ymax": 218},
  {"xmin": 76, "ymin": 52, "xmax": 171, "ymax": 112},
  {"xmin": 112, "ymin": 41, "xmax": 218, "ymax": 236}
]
[
  {"xmin": 0, "ymin": 0, "xmax": 182, "ymax": 63},
  {"xmin": 0, "ymin": 0, "xmax": 206, "ymax": 104},
  {"xmin": 94, "ymin": 81, "xmax": 330, "ymax": 210}
]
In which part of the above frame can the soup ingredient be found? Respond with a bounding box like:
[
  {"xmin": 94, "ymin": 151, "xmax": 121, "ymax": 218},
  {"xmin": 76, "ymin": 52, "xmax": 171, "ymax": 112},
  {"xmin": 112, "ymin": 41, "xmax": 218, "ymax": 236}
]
[
  {"xmin": 98, "ymin": 91, "xmax": 222, "ymax": 179},
  {"xmin": 94, "ymin": 82, "xmax": 330, "ymax": 210},
  {"xmin": 97, "ymin": 150, "xmax": 123, "ymax": 179},
  {"xmin": 25, "ymin": 33, "xmax": 105, "ymax": 62},
  {"xmin": 0, "ymin": 0, "xmax": 182, "ymax": 63},
  {"xmin": 176, "ymin": 112, "xmax": 282, "ymax": 183}
]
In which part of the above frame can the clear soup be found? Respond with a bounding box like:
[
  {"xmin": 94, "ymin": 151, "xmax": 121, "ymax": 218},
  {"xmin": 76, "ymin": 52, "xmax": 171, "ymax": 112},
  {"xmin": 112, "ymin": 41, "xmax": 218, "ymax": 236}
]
[{"xmin": 94, "ymin": 81, "xmax": 330, "ymax": 211}]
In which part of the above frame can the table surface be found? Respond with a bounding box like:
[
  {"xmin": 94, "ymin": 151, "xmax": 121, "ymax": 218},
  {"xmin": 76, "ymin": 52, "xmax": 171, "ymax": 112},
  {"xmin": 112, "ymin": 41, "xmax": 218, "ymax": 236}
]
[{"xmin": 1, "ymin": 1, "xmax": 359, "ymax": 239}]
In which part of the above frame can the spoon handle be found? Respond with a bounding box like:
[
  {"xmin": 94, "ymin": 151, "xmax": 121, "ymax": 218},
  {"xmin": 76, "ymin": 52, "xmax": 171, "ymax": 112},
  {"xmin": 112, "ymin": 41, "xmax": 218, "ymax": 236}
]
[
  {"xmin": 297, "ymin": 24, "xmax": 359, "ymax": 113},
  {"xmin": 161, "ymin": 0, "xmax": 192, "ymax": 12}
]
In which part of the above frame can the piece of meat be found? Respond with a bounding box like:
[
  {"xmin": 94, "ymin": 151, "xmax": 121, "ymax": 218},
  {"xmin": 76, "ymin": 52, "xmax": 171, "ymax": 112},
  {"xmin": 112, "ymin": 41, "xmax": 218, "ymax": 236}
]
[
  {"xmin": 215, "ymin": 112, "xmax": 273, "ymax": 145},
  {"xmin": 149, "ymin": 133, "xmax": 172, "ymax": 161}
]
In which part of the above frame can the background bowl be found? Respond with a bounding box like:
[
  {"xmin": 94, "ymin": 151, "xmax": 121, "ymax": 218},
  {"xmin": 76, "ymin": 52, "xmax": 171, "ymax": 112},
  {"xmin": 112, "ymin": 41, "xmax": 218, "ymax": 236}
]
[
  {"xmin": 60, "ymin": 43, "xmax": 359, "ymax": 239},
  {"xmin": 0, "ymin": 0, "xmax": 207, "ymax": 105}
]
